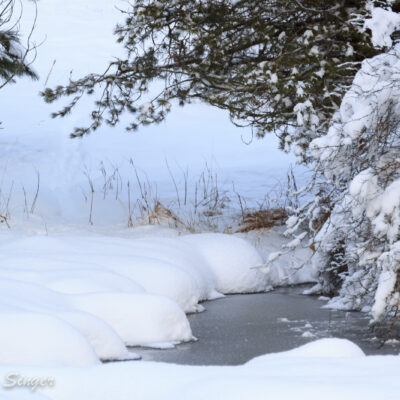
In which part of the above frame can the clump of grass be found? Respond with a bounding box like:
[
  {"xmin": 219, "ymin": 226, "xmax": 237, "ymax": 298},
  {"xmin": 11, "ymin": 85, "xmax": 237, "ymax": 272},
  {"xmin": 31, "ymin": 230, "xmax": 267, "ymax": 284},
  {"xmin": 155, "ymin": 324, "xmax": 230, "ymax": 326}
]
[
  {"xmin": 146, "ymin": 201, "xmax": 185, "ymax": 228},
  {"xmin": 237, "ymin": 208, "xmax": 287, "ymax": 232},
  {"xmin": 80, "ymin": 160, "xmax": 300, "ymax": 233}
]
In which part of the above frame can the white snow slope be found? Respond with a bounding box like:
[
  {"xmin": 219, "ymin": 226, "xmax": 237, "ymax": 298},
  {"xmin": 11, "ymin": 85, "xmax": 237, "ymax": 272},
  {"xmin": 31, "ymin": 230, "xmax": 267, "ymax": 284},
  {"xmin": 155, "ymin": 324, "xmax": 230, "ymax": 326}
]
[{"xmin": 0, "ymin": 339, "xmax": 399, "ymax": 400}]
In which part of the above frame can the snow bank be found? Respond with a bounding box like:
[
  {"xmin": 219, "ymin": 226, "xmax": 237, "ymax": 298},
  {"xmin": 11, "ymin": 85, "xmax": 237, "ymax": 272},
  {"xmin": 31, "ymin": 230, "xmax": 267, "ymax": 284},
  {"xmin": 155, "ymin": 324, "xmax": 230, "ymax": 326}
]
[
  {"xmin": 247, "ymin": 338, "xmax": 365, "ymax": 363},
  {"xmin": 0, "ymin": 339, "xmax": 397, "ymax": 400},
  {"xmin": 0, "ymin": 229, "xmax": 269, "ymax": 366},
  {"xmin": 284, "ymin": 338, "xmax": 366, "ymax": 358},
  {"xmin": 115, "ymin": 236, "xmax": 220, "ymax": 304},
  {"xmin": 181, "ymin": 233, "xmax": 269, "ymax": 293},
  {"xmin": 0, "ymin": 279, "xmax": 134, "ymax": 363},
  {"xmin": 0, "ymin": 311, "xmax": 99, "ymax": 367},
  {"xmin": 108, "ymin": 259, "xmax": 203, "ymax": 313},
  {"xmin": 71, "ymin": 292, "xmax": 193, "ymax": 347}
]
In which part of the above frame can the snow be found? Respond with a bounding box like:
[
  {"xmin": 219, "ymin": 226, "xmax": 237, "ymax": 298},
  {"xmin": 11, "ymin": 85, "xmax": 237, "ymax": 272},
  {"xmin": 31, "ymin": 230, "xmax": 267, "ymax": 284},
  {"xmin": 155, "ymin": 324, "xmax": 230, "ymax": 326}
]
[
  {"xmin": 0, "ymin": 312, "xmax": 99, "ymax": 367},
  {"xmin": 0, "ymin": 0, "xmax": 299, "ymax": 231},
  {"xmin": 372, "ymin": 266, "xmax": 398, "ymax": 320},
  {"xmin": 237, "ymin": 228, "xmax": 317, "ymax": 286},
  {"xmin": 249, "ymin": 338, "xmax": 366, "ymax": 359},
  {"xmin": 0, "ymin": 229, "xmax": 291, "ymax": 366},
  {"xmin": 0, "ymin": 279, "xmax": 134, "ymax": 363},
  {"xmin": 364, "ymin": 7, "xmax": 400, "ymax": 48},
  {"xmin": 0, "ymin": 339, "xmax": 398, "ymax": 400},
  {"xmin": 123, "ymin": 236, "xmax": 220, "ymax": 302},
  {"xmin": 309, "ymin": 37, "xmax": 400, "ymax": 317},
  {"xmin": 70, "ymin": 292, "xmax": 193, "ymax": 347},
  {"xmin": 181, "ymin": 233, "xmax": 269, "ymax": 293},
  {"xmin": 0, "ymin": 3, "xmax": 314, "ymax": 351}
]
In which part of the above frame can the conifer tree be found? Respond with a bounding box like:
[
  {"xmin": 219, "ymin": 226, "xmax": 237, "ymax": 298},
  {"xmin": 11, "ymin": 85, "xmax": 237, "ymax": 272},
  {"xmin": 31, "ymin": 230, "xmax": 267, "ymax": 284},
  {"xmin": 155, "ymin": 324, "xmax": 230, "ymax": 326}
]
[
  {"xmin": 283, "ymin": 3, "xmax": 400, "ymax": 320},
  {"xmin": 42, "ymin": 0, "xmax": 379, "ymax": 151},
  {"xmin": 0, "ymin": 0, "xmax": 38, "ymax": 90}
]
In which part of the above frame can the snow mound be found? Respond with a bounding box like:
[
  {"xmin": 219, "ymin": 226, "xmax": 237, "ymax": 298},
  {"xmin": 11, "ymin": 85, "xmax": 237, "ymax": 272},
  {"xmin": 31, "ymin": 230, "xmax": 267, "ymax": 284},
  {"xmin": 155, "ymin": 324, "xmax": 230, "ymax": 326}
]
[
  {"xmin": 281, "ymin": 338, "xmax": 366, "ymax": 358},
  {"xmin": 0, "ymin": 311, "xmax": 99, "ymax": 367},
  {"xmin": 0, "ymin": 279, "xmax": 133, "ymax": 362},
  {"xmin": 0, "ymin": 230, "xmax": 270, "ymax": 365},
  {"xmin": 0, "ymin": 267, "xmax": 145, "ymax": 296},
  {"xmin": 41, "ymin": 269, "xmax": 146, "ymax": 295},
  {"xmin": 71, "ymin": 292, "xmax": 194, "ymax": 347},
  {"xmin": 181, "ymin": 233, "xmax": 269, "ymax": 293},
  {"xmin": 58, "ymin": 311, "xmax": 135, "ymax": 362},
  {"xmin": 110, "ymin": 259, "xmax": 203, "ymax": 313},
  {"xmin": 247, "ymin": 338, "xmax": 365, "ymax": 365},
  {"xmin": 126, "ymin": 237, "xmax": 220, "ymax": 300}
]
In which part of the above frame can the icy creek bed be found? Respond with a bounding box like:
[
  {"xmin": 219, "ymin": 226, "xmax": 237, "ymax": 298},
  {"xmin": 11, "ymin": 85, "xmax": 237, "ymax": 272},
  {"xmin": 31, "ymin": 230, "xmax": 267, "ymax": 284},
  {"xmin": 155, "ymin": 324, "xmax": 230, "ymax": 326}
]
[{"xmin": 133, "ymin": 286, "xmax": 400, "ymax": 365}]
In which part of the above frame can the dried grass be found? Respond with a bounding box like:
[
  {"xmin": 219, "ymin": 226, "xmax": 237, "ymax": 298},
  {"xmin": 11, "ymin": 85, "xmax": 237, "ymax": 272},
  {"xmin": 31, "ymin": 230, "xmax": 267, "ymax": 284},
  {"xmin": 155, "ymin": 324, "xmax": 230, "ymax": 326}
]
[{"xmin": 237, "ymin": 208, "xmax": 287, "ymax": 232}]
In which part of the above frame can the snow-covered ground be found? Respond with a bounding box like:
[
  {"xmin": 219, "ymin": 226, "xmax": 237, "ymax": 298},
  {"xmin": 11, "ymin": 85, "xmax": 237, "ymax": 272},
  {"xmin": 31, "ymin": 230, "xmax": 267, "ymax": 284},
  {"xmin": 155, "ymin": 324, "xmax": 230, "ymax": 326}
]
[{"xmin": 1, "ymin": 339, "xmax": 399, "ymax": 400}]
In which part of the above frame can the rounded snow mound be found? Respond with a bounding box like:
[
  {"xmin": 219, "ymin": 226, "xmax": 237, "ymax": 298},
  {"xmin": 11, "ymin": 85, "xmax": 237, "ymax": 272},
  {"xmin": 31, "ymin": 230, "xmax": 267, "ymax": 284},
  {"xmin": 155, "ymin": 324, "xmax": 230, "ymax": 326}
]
[
  {"xmin": 58, "ymin": 311, "xmax": 134, "ymax": 362},
  {"xmin": 112, "ymin": 258, "xmax": 202, "ymax": 313},
  {"xmin": 0, "ymin": 279, "xmax": 132, "ymax": 362},
  {"xmin": 181, "ymin": 233, "xmax": 269, "ymax": 293},
  {"xmin": 247, "ymin": 338, "xmax": 365, "ymax": 365},
  {"xmin": 0, "ymin": 268, "xmax": 146, "ymax": 295},
  {"xmin": 285, "ymin": 338, "xmax": 366, "ymax": 358},
  {"xmin": 127, "ymin": 237, "xmax": 219, "ymax": 301},
  {"xmin": 0, "ymin": 311, "xmax": 99, "ymax": 366},
  {"xmin": 71, "ymin": 292, "xmax": 194, "ymax": 347}
]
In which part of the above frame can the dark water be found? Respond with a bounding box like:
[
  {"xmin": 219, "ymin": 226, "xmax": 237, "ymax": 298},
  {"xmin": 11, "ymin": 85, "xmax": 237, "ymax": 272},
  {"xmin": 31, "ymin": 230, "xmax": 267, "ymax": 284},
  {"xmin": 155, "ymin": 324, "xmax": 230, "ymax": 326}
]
[{"xmin": 131, "ymin": 286, "xmax": 400, "ymax": 365}]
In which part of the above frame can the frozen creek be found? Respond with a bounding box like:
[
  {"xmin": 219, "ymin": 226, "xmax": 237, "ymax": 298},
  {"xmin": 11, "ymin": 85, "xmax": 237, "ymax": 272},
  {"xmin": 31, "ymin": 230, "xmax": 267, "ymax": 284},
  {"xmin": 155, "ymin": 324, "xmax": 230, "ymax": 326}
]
[{"xmin": 132, "ymin": 286, "xmax": 400, "ymax": 365}]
